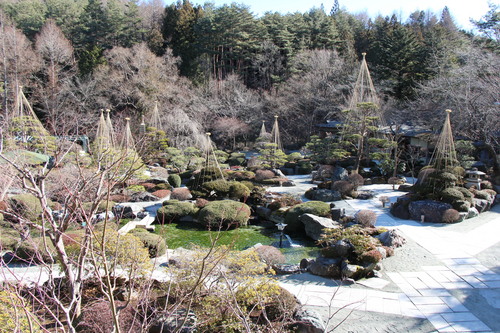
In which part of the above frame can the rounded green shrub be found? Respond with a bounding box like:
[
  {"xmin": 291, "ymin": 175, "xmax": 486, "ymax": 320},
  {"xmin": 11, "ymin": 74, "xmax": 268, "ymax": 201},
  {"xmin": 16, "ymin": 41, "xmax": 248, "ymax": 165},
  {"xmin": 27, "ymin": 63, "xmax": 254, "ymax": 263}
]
[
  {"xmin": 168, "ymin": 174, "xmax": 182, "ymax": 188},
  {"xmin": 455, "ymin": 187, "xmax": 473, "ymax": 203},
  {"xmin": 284, "ymin": 201, "xmax": 330, "ymax": 232},
  {"xmin": 442, "ymin": 209, "xmax": 461, "ymax": 223},
  {"xmin": 198, "ymin": 200, "xmax": 251, "ymax": 228},
  {"xmin": 129, "ymin": 229, "xmax": 167, "ymax": 257},
  {"xmin": 359, "ymin": 249, "xmax": 383, "ymax": 264},
  {"xmin": 228, "ymin": 182, "xmax": 250, "ymax": 199},
  {"xmin": 440, "ymin": 187, "xmax": 465, "ymax": 203},
  {"xmin": 156, "ymin": 200, "xmax": 197, "ymax": 223}
]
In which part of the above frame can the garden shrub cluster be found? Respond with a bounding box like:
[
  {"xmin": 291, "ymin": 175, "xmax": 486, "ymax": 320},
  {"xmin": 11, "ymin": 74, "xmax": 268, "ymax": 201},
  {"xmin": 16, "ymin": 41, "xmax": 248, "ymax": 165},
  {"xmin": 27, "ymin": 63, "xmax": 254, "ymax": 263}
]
[
  {"xmin": 129, "ymin": 228, "xmax": 167, "ymax": 258},
  {"xmin": 8, "ymin": 193, "xmax": 44, "ymax": 221},
  {"xmin": 318, "ymin": 226, "xmax": 383, "ymax": 264},
  {"xmin": 0, "ymin": 289, "xmax": 42, "ymax": 332},
  {"xmin": 268, "ymin": 194, "xmax": 302, "ymax": 211},
  {"xmin": 156, "ymin": 200, "xmax": 198, "ymax": 223},
  {"xmin": 332, "ymin": 180, "xmax": 355, "ymax": 198},
  {"xmin": 356, "ymin": 210, "xmax": 378, "ymax": 227},
  {"xmin": 197, "ymin": 200, "xmax": 251, "ymax": 228}
]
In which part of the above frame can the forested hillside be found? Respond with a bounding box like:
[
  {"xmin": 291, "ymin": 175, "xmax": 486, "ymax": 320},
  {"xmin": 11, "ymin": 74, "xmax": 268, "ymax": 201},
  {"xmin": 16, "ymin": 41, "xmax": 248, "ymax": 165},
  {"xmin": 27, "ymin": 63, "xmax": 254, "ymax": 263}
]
[{"xmin": 0, "ymin": 0, "xmax": 498, "ymax": 149}]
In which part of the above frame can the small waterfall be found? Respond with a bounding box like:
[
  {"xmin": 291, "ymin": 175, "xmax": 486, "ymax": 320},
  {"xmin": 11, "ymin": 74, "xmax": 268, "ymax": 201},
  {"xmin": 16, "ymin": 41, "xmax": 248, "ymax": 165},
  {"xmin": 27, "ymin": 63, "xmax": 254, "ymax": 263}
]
[{"xmin": 283, "ymin": 234, "xmax": 302, "ymax": 248}]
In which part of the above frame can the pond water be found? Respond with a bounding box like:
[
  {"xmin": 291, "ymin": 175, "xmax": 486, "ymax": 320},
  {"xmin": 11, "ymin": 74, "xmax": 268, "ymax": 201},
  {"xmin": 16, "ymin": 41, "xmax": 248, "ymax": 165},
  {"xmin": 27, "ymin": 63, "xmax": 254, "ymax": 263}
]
[{"xmin": 155, "ymin": 222, "xmax": 319, "ymax": 264}]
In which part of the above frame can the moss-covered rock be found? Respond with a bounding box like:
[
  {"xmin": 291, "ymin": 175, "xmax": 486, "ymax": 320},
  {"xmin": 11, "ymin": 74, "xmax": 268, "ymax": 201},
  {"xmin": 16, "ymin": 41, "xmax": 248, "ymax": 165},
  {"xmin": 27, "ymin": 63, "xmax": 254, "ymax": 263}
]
[
  {"xmin": 284, "ymin": 201, "xmax": 331, "ymax": 232},
  {"xmin": 156, "ymin": 200, "xmax": 198, "ymax": 223},
  {"xmin": 198, "ymin": 200, "xmax": 251, "ymax": 228}
]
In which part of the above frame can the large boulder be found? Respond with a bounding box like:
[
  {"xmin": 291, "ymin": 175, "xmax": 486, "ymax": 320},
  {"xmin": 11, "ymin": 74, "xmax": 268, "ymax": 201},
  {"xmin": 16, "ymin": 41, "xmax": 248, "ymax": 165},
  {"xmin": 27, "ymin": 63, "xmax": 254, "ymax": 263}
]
[
  {"xmin": 408, "ymin": 200, "xmax": 452, "ymax": 222},
  {"xmin": 323, "ymin": 239, "xmax": 354, "ymax": 258},
  {"xmin": 293, "ymin": 309, "xmax": 325, "ymax": 333},
  {"xmin": 356, "ymin": 190, "xmax": 375, "ymax": 200},
  {"xmin": 284, "ymin": 201, "xmax": 331, "ymax": 232},
  {"xmin": 375, "ymin": 229, "xmax": 406, "ymax": 248},
  {"xmin": 332, "ymin": 166, "xmax": 348, "ymax": 182},
  {"xmin": 390, "ymin": 196, "xmax": 412, "ymax": 219},
  {"xmin": 304, "ymin": 188, "xmax": 341, "ymax": 202},
  {"xmin": 467, "ymin": 207, "xmax": 479, "ymax": 219},
  {"xmin": 298, "ymin": 214, "xmax": 340, "ymax": 241},
  {"xmin": 312, "ymin": 165, "xmax": 335, "ymax": 181},
  {"xmin": 473, "ymin": 198, "xmax": 491, "ymax": 213},
  {"xmin": 307, "ymin": 257, "xmax": 341, "ymax": 278},
  {"xmin": 130, "ymin": 191, "xmax": 159, "ymax": 202}
]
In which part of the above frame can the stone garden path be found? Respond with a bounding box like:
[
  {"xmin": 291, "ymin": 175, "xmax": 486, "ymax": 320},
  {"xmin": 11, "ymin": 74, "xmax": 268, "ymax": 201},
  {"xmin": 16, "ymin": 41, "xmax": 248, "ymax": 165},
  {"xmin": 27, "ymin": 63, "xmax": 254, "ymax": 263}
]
[{"xmin": 271, "ymin": 176, "xmax": 500, "ymax": 333}]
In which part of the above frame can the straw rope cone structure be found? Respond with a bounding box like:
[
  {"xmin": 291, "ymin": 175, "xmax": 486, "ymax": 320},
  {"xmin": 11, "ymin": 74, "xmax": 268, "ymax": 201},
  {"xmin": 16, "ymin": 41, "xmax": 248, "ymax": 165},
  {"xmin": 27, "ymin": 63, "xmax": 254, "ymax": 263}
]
[{"xmin": 429, "ymin": 109, "xmax": 459, "ymax": 171}]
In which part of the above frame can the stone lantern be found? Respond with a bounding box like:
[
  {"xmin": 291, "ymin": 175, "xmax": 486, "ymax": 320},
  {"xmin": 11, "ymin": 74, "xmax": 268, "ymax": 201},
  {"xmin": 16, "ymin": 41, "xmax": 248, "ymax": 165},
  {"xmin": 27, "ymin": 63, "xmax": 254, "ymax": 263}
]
[{"xmin": 465, "ymin": 168, "xmax": 486, "ymax": 190}]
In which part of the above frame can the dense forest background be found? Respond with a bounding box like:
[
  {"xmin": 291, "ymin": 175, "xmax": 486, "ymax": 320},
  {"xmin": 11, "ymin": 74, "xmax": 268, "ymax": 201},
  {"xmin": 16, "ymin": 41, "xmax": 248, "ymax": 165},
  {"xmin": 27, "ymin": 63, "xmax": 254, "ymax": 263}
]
[{"xmin": 0, "ymin": 0, "xmax": 498, "ymax": 150}]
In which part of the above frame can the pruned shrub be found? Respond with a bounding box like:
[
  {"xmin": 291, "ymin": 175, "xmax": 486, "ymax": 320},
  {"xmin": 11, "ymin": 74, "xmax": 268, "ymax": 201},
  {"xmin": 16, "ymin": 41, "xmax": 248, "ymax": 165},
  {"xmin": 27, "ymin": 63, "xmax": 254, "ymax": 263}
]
[
  {"xmin": 484, "ymin": 189, "xmax": 497, "ymax": 197},
  {"xmin": 480, "ymin": 180, "xmax": 493, "ymax": 190},
  {"xmin": 228, "ymin": 182, "xmax": 250, "ymax": 199},
  {"xmin": 227, "ymin": 170, "xmax": 255, "ymax": 181},
  {"xmin": 318, "ymin": 226, "xmax": 381, "ymax": 263},
  {"xmin": 255, "ymin": 245, "xmax": 286, "ymax": 266},
  {"xmin": 156, "ymin": 200, "xmax": 197, "ymax": 223},
  {"xmin": 332, "ymin": 180, "xmax": 354, "ymax": 197},
  {"xmin": 154, "ymin": 183, "xmax": 172, "ymax": 191},
  {"xmin": 255, "ymin": 169, "xmax": 276, "ymax": 182},
  {"xmin": 109, "ymin": 194, "xmax": 130, "ymax": 203},
  {"xmin": 170, "ymin": 188, "xmax": 192, "ymax": 201},
  {"xmin": 198, "ymin": 201, "xmax": 251, "ymax": 228},
  {"xmin": 77, "ymin": 300, "xmax": 142, "ymax": 333},
  {"xmin": 455, "ymin": 187, "xmax": 473, "ymax": 203},
  {"xmin": 139, "ymin": 182, "xmax": 156, "ymax": 191},
  {"xmin": 440, "ymin": 187, "xmax": 465, "ymax": 203},
  {"xmin": 151, "ymin": 189, "xmax": 171, "ymax": 199},
  {"xmin": 442, "ymin": 209, "xmax": 460, "ymax": 223},
  {"xmin": 126, "ymin": 185, "xmax": 146, "ymax": 193},
  {"xmin": 356, "ymin": 210, "xmax": 377, "ymax": 227},
  {"xmin": 129, "ymin": 229, "xmax": 167, "ymax": 257},
  {"xmin": 474, "ymin": 190, "xmax": 492, "ymax": 200},
  {"xmin": 201, "ymin": 180, "xmax": 250, "ymax": 200},
  {"xmin": 348, "ymin": 173, "xmax": 364, "ymax": 189},
  {"xmin": 195, "ymin": 198, "xmax": 209, "ymax": 208},
  {"xmin": 268, "ymin": 194, "xmax": 303, "ymax": 211},
  {"xmin": 168, "ymin": 174, "xmax": 182, "ymax": 188},
  {"xmin": 240, "ymin": 180, "xmax": 255, "ymax": 191},
  {"xmin": 263, "ymin": 286, "xmax": 298, "ymax": 321},
  {"xmin": 359, "ymin": 249, "xmax": 383, "ymax": 264}
]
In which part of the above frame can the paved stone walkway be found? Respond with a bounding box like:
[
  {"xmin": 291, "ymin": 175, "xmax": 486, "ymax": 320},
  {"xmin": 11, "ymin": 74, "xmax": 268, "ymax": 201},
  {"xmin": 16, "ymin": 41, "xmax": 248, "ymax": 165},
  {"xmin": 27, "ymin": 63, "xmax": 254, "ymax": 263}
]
[{"xmin": 275, "ymin": 177, "xmax": 500, "ymax": 333}]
